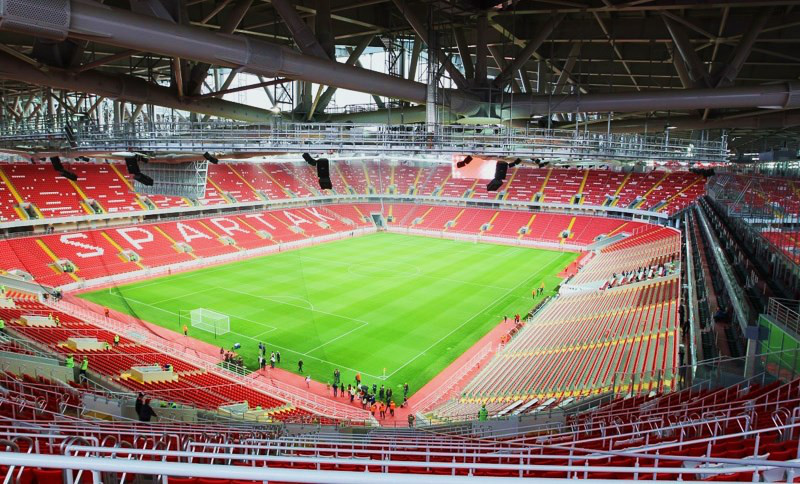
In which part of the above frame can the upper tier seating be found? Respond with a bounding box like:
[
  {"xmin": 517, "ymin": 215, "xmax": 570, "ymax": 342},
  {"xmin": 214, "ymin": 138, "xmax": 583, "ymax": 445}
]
[{"xmin": 0, "ymin": 161, "xmax": 706, "ymax": 220}]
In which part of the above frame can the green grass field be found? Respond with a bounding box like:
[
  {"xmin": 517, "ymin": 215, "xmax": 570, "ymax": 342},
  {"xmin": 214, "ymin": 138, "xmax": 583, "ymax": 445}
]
[{"xmin": 79, "ymin": 232, "xmax": 576, "ymax": 399}]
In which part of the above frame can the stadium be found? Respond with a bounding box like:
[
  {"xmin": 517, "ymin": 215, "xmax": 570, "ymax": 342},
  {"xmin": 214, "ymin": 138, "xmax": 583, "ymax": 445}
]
[{"xmin": 0, "ymin": 0, "xmax": 799, "ymax": 482}]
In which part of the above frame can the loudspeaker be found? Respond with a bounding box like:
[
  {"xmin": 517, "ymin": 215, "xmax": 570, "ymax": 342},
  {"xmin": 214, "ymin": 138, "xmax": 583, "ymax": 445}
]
[
  {"xmin": 316, "ymin": 158, "xmax": 330, "ymax": 178},
  {"xmin": 317, "ymin": 158, "xmax": 332, "ymax": 189},
  {"xmin": 456, "ymin": 155, "xmax": 473, "ymax": 169},
  {"xmin": 125, "ymin": 157, "xmax": 141, "ymax": 175},
  {"xmin": 203, "ymin": 152, "xmax": 219, "ymax": 164},
  {"xmin": 50, "ymin": 156, "xmax": 78, "ymax": 181},
  {"xmin": 50, "ymin": 156, "xmax": 65, "ymax": 172},
  {"xmin": 486, "ymin": 178, "xmax": 503, "ymax": 192},
  {"xmin": 494, "ymin": 161, "xmax": 508, "ymax": 180}
]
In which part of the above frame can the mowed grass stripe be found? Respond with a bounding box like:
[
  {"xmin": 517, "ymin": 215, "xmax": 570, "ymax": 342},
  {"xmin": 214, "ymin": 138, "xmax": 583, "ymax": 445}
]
[{"xmin": 80, "ymin": 232, "xmax": 576, "ymax": 399}]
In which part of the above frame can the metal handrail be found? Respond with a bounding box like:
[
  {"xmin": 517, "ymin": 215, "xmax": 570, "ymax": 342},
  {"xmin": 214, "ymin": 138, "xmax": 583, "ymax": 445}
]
[{"xmin": 0, "ymin": 120, "xmax": 728, "ymax": 163}]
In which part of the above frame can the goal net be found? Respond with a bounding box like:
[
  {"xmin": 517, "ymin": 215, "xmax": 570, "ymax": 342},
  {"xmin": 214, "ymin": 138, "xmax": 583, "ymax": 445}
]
[{"xmin": 189, "ymin": 308, "xmax": 230, "ymax": 336}]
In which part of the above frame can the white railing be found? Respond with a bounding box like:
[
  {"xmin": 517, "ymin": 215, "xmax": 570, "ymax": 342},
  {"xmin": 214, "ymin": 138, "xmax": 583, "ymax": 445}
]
[
  {"xmin": 412, "ymin": 343, "xmax": 492, "ymax": 414},
  {"xmin": 768, "ymin": 298, "xmax": 800, "ymax": 335}
]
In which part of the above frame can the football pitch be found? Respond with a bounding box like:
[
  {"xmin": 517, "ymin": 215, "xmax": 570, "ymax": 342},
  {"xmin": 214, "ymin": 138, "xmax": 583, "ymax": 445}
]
[{"xmin": 79, "ymin": 232, "xmax": 577, "ymax": 399}]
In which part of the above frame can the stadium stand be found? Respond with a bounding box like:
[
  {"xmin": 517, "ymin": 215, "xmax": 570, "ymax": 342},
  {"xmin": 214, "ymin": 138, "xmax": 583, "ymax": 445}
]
[{"xmin": 0, "ymin": 160, "xmax": 707, "ymax": 219}]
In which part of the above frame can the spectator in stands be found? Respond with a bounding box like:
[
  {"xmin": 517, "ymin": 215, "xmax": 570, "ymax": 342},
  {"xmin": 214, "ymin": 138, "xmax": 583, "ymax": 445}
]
[
  {"xmin": 135, "ymin": 393, "xmax": 144, "ymax": 416},
  {"xmin": 113, "ymin": 334, "xmax": 119, "ymax": 346},
  {"xmin": 0, "ymin": 318, "xmax": 5, "ymax": 334},
  {"xmin": 138, "ymin": 398, "xmax": 157, "ymax": 422},
  {"xmin": 305, "ymin": 375, "xmax": 311, "ymax": 388},
  {"xmin": 104, "ymin": 307, "xmax": 110, "ymax": 318},
  {"xmin": 340, "ymin": 382, "xmax": 345, "ymax": 398},
  {"xmin": 79, "ymin": 356, "xmax": 89, "ymax": 381},
  {"xmin": 408, "ymin": 414, "xmax": 415, "ymax": 427},
  {"xmin": 478, "ymin": 404, "xmax": 488, "ymax": 421},
  {"xmin": 298, "ymin": 359, "xmax": 304, "ymax": 372},
  {"xmin": 65, "ymin": 354, "xmax": 74, "ymax": 370}
]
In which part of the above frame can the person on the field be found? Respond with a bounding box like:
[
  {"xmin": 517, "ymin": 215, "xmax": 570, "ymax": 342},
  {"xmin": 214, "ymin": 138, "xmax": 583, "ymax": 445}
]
[
  {"xmin": 270, "ymin": 354, "xmax": 276, "ymax": 369},
  {"xmin": 298, "ymin": 359, "xmax": 304, "ymax": 372},
  {"xmin": 355, "ymin": 372, "xmax": 361, "ymax": 385},
  {"xmin": 539, "ymin": 281, "xmax": 545, "ymax": 295},
  {"xmin": 372, "ymin": 383, "xmax": 377, "ymax": 394},
  {"xmin": 333, "ymin": 382, "xmax": 338, "ymax": 397},
  {"xmin": 379, "ymin": 402, "xmax": 386, "ymax": 419},
  {"xmin": 403, "ymin": 383, "xmax": 409, "ymax": 399},
  {"xmin": 182, "ymin": 324, "xmax": 188, "ymax": 336},
  {"xmin": 104, "ymin": 307, "xmax": 110, "ymax": 318},
  {"xmin": 333, "ymin": 368, "xmax": 340, "ymax": 386},
  {"xmin": 276, "ymin": 351, "xmax": 281, "ymax": 364},
  {"xmin": 340, "ymin": 382, "xmax": 345, "ymax": 397},
  {"xmin": 387, "ymin": 388, "xmax": 393, "ymax": 402},
  {"xmin": 379, "ymin": 384, "xmax": 385, "ymax": 401},
  {"xmin": 305, "ymin": 375, "xmax": 311, "ymax": 388}
]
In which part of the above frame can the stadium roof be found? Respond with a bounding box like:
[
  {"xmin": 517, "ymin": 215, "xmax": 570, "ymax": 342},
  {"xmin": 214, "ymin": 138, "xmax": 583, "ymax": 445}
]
[{"xmin": 1, "ymin": 0, "xmax": 800, "ymax": 153}]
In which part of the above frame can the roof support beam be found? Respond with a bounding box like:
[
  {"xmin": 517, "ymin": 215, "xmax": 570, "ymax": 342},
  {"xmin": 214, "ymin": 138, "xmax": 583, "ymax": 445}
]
[
  {"xmin": 315, "ymin": 0, "xmax": 335, "ymax": 59},
  {"xmin": 662, "ymin": 15, "xmax": 710, "ymax": 88},
  {"xmin": 488, "ymin": 16, "xmax": 586, "ymax": 94},
  {"xmin": 314, "ymin": 35, "xmax": 374, "ymax": 114},
  {"xmin": 713, "ymin": 7, "xmax": 773, "ymax": 88},
  {"xmin": 499, "ymin": 82, "xmax": 800, "ymax": 119},
  {"xmin": 592, "ymin": 12, "xmax": 640, "ymax": 91},
  {"xmin": 0, "ymin": 0, "xmax": 482, "ymax": 115},
  {"xmin": 187, "ymin": 0, "xmax": 253, "ymax": 95},
  {"xmin": 407, "ymin": 35, "xmax": 422, "ymax": 82},
  {"xmin": 492, "ymin": 13, "xmax": 565, "ymax": 90},
  {"xmin": 0, "ymin": 51, "xmax": 279, "ymax": 123},
  {"xmin": 453, "ymin": 27, "xmax": 474, "ymax": 81},
  {"xmin": 553, "ymin": 42, "xmax": 580, "ymax": 95},
  {"xmin": 475, "ymin": 13, "xmax": 488, "ymax": 85},
  {"xmin": 390, "ymin": 0, "xmax": 470, "ymax": 90},
  {"xmin": 271, "ymin": 0, "xmax": 331, "ymax": 60},
  {"xmin": 488, "ymin": 45, "xmax": 521, "ymax": 93}
]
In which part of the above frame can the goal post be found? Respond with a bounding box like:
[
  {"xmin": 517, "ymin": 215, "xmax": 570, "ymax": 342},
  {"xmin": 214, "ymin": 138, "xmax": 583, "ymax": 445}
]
[{"xmin": 188, "ymin": 308, "xmax": 230, "ymax": 338}]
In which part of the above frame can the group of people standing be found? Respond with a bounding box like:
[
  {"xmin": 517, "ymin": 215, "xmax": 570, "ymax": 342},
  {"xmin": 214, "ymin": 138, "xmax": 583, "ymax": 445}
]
[{"xmin": 257, "ymin": 342, "xmax": 280, "ymax": 370}]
